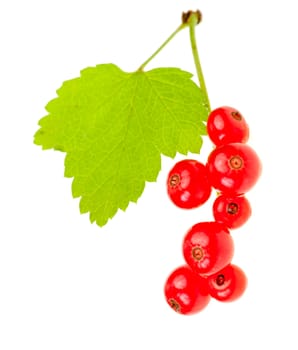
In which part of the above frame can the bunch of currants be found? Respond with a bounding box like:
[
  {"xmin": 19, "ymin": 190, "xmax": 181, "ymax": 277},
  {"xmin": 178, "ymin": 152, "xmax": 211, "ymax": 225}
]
[{"xmin": 164, "ymin": 106, "xmax": 262, "ymax": 315}]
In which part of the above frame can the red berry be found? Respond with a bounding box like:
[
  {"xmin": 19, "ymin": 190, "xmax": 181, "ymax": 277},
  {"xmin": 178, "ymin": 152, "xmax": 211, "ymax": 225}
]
[
  {"xmin": 212, "ymin": 194, "xmax": 252, "ymax": 229},
  {"xmin": 182, "ymin": 222, "xmax": 234, "ymax": 276},
  {"xmin": 207, "ymin": 143, "xmax": 262, "ymax": 195},
  {"xmin": 164, "ymin": 265, "xmax": 211, "ymax": 315},
  {"xmin": 207, "ymin": 106, "xmax": 249, "ymax": 146},
  {"xmin": 207, "ymin": 264, "xmax": 247, "ymax": 302},
  {"xmin": 167, "ymin": 159, "xmax": 212, "ymax": 209}
]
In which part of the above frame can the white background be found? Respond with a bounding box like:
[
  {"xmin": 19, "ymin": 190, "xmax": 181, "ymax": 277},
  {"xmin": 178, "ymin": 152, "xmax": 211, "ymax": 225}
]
[{"xmin": 1, "ymin": 0, "xmax": 297, "ymax": 349}]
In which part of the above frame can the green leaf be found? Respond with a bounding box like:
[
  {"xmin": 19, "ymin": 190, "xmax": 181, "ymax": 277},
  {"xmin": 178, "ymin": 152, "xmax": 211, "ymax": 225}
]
[{"xmin": 34, "ymin": 64, "xmax": 209, "ymax": 227}]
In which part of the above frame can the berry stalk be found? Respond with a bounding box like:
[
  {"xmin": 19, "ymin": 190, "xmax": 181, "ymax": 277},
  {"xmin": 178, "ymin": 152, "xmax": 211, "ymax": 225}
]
[{"xmin": 187, "ymin": 12, "xmax": 211, "ymax": 113}]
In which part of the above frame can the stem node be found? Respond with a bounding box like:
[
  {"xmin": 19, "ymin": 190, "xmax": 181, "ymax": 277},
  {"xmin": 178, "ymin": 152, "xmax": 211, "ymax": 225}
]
[{"xmin": 182, "ymin": 10, "xmax": 202, "ymax": 25}]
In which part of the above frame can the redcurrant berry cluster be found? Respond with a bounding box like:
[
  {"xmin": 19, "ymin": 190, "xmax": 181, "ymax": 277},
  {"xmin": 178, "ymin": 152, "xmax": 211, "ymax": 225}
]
[{"xmin": 164, "ymin": 106, "xmax": 262, "ymax": 315}]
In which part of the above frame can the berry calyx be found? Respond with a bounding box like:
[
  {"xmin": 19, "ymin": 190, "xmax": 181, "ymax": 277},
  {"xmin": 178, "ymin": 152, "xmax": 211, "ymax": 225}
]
[
  {"xmin": 212, "ymin": 194, "xmax": 252, "ymax": 229},
  {"xmin": 182, "ymin": 221, "xmax": 234, "ymax": 276},
  {"xmin": 164, "ymin": 265, "xmax": 211, "ymax": 315},
  {"xmin": 207, "ymin": 264, "xmax": 247, "ymax": 302},
  {"xmin": 206, "ymin": 143, "xmax": 262, "ymax": 195},
  {"xmin": 167, "ymin": 159, "xmax": 212, "ymax": 209},
  {"xmin": 207, "ymin": 106, "xmax": 249, "ymax": 146}
]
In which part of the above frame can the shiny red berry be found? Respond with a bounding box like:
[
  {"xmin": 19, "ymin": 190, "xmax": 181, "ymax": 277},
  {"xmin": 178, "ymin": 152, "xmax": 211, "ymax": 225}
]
[
  {"xmin": 212, "ymin": 194, "xmax": 252, "ymax": 229},
  {"xmin": 207, "ymin": 143, "xmax": 262, "ymax": 195},
  {"xmin": 182, "ymin": 221, "xmax": 234, "ymax": 276},
  {"xmin": 164, "ymin": 265, "xmax": 211, "ymax": 315},
  {"xmin": 207, "ymin": 106, "xmax": 249, "ymax": 146},
  {"xmin": 167, "ymin": 159, "xmax": 212, "ymax": 209},
  {"xmin": 207, "ymin": 264, "xmax": 247, "ymax": 302}
]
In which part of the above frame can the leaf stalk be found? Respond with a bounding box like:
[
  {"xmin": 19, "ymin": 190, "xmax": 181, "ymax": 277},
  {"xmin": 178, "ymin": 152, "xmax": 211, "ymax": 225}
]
[{"xmin": 138, "ymin": 23, "xmax": 187, "ymax": 71}]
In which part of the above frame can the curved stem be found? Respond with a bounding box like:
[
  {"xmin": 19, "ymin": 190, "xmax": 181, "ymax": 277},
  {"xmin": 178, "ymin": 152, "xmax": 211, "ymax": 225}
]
[
  {"xmin": 137, "ymin": 11, "xmax": 211, "ymax": 113},
  {"xmin": 138, "ymin": 23, "xmax": 187, "ymax": 71},
  {"xmin": 188, "ymin": 13, "xmax": 211, "ymax": 112}
]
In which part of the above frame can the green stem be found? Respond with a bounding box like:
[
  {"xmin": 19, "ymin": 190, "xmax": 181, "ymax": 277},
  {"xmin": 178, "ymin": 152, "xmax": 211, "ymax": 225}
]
[
  {"xmin": 188, "ymin": 13, "xmax": 211, "ymax": 112},
  {"xmin": 138, "ymin": 23, "xmax": 187, "ymax": 71},
  {"xmin": 137, "ymin": 11, "xmax": 211, "ymax": 113}
]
